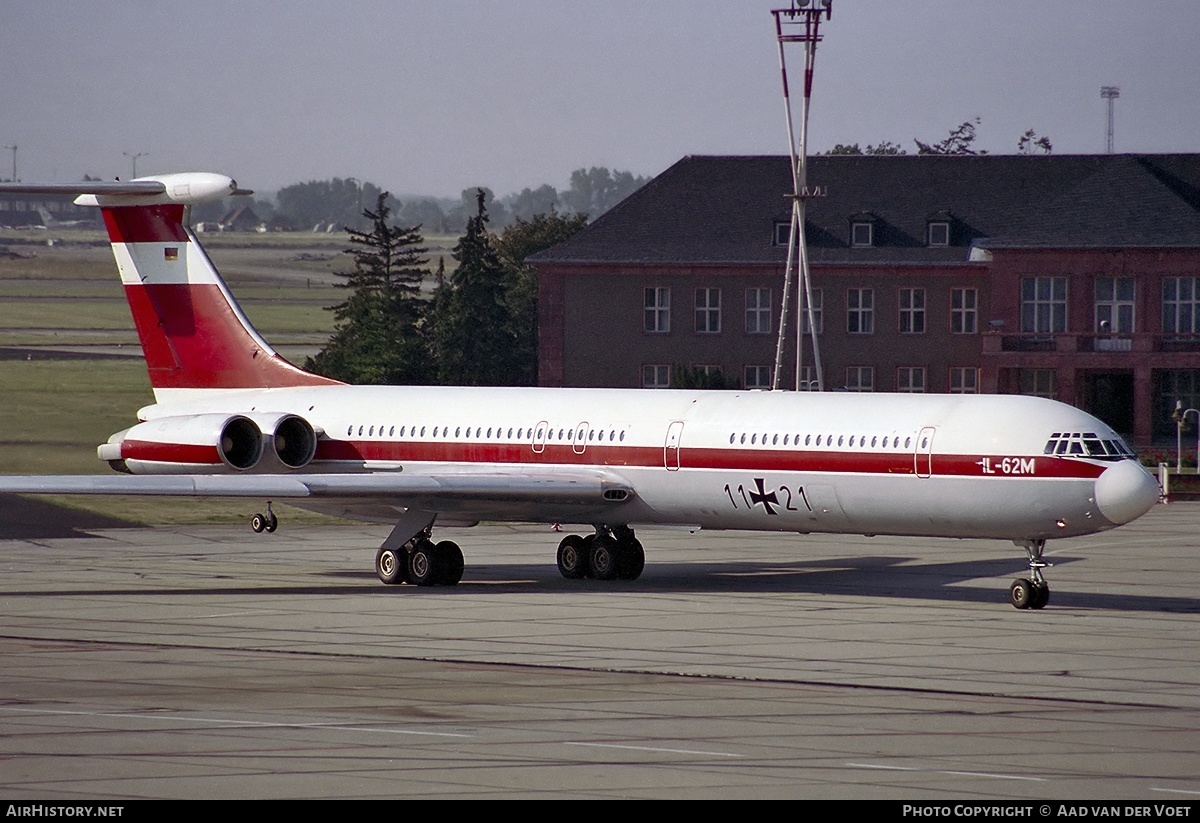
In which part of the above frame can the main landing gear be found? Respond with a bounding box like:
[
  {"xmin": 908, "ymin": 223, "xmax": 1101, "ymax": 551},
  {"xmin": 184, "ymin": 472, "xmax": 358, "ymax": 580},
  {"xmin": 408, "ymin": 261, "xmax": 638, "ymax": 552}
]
[
  {"xmin": 556, "ymin": 525, "xmax": 645, "ymax": 581},
  {"xmin": 1010, "ymin": 539, "xmax": 1050, "ymax": 610},
  {"xmin": 374, "ymin": 531, "xmax": 464, "ymax": 588}
]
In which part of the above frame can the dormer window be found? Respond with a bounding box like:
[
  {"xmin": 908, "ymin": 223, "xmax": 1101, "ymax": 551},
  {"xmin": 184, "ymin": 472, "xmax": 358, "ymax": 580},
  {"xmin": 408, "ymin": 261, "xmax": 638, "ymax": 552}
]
[
  {"xmin": 773, "ymin": 220, "xmax": 795, "ymax": 247},
  {"xmin": 928, "ymin": 221, "xmax": 950, "ymax": 246},
  {"xmin": 850, "ymin": 221, "xmax": 873, "ymax": 247}
]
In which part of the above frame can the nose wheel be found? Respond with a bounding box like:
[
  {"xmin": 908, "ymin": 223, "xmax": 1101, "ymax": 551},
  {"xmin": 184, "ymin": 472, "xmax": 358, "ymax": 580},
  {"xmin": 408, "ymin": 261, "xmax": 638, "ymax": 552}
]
[{"xmin": 1011, "ymin": 539, "xmax": 1050, "ymax": 609}]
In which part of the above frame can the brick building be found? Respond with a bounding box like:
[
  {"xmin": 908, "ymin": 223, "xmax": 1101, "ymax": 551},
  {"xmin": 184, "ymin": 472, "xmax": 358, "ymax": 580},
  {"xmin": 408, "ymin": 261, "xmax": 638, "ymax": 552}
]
[{"xmin": 531, "ymin": 154, "xmax": 1200, "ymax": 448}]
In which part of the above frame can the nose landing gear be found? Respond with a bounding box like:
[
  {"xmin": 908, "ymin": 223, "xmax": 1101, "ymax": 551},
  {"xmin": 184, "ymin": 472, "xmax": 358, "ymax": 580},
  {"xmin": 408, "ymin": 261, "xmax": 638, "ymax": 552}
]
[{"xmin": 1010, "ymin": 539, "xmax": 1050, "ymax": 609}]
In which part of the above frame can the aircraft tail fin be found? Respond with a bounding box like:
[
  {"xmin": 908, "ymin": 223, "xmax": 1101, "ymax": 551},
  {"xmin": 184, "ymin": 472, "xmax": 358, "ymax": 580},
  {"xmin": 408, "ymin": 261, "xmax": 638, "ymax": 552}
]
[{"xmin": 2, "ymin": 174, "xmax": 341, "ymax": 400}]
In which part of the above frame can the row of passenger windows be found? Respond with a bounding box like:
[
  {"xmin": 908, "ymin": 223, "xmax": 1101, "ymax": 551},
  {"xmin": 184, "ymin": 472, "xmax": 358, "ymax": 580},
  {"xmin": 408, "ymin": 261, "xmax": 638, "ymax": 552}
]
[
  {"xmin": 728, "ymin": 431, "xmax": 928, "ymax": 450},
  {"xmin": 347, "ymin": 423, "xmax": 629, "ymax": 443}
]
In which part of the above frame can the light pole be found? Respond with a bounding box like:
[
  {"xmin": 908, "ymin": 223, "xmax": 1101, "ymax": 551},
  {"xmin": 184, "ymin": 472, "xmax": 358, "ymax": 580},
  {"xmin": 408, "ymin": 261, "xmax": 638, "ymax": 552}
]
[
  {"xmin": 2, "ymin": 145, "xmax": 15, "ymax": 182},
  {"xmin": 771, "ymin": 0, "xmax": 831, "ymax": 392},
  {"xmin": 1101, "ymin": 86, "xmax": 1119, "ymax": 154},
  {"xmin": 1172, "ymin": 400, "xmax": 1199, "ymax": 472},
  {"xmin": 123, "ymin": 151, "xmax": 148, "ymax": 179}
]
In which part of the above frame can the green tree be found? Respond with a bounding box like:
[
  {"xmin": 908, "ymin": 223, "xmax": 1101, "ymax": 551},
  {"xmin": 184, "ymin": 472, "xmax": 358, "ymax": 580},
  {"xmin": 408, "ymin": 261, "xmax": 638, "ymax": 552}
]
[
  {"xmin": 506, "ymin": 184, "xmax": 560, "ymax": 222},
  {"xmin": 305, "ymin": 193, "xmax": 433, "ymax": 384},
  {"xmin": 1018, "ymin": 129, "xmax": 1053, "ymax": 155},
  {"xmin": 560, "ymin": 167, "xmax": 648, "ymax": 218},
  {"xmin": 431, "ymin": 190, "xmax": 518, "ymax": 385},
  {"xmin": 275, "ymin": 178, "xmax": 394, "ymax": 231},
  {"xmin": 493, "ymin": 210, "xmax": 588, "ymax": 385},
  {"xmin": 827, "ymin": 141, "xmax": 907, "ymax": 156},
  {"xmin": 915, "ymin": 118, "xmax": 985, "ymax": 155}
]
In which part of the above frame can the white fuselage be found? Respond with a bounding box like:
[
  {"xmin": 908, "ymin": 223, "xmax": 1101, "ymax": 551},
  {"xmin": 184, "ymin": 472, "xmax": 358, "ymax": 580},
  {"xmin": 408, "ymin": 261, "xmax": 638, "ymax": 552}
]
[{"xmin": 130, "ymin": 385, "xmax": 1155, "ymax": 542}]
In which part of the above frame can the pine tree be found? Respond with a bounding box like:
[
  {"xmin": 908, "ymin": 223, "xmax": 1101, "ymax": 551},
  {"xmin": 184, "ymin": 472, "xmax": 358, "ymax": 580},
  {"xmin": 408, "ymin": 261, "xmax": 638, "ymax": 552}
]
[
  {"xmin": 494, "ymin": 211, "xmax": 588, "ymax": 385},
  {"xmin": 431, "ymin": 190, "xmax": 518, "ymax": 385},
  {"xmin": 306, "ymin": 193, "xmax": 433, "ymax": 384}
]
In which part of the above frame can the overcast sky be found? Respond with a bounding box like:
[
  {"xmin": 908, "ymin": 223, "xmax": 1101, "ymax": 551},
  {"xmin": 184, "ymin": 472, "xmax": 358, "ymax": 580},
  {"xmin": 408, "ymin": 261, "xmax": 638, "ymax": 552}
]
[{"xmin": 4, "ymin": 1, "xmax": 1198, "ymax": 198}]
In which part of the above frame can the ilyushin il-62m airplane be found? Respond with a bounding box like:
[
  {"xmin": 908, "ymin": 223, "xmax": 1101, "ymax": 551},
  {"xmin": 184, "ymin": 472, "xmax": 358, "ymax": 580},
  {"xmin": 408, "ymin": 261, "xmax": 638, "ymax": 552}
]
[{"xmin": 0, "ymin": 173, "xmax": 1161, "ymax": 609}]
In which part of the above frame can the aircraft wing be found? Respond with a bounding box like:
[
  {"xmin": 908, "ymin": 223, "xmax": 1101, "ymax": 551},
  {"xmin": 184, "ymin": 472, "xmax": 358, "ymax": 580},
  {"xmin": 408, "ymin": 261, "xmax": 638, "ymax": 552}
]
[{"xmin": 0, "ymin": 468, "xmax": 633, "ymax": 508}]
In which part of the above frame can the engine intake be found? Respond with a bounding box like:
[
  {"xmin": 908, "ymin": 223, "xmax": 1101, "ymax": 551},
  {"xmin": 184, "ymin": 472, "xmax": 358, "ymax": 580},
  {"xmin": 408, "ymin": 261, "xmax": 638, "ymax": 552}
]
[
  {"xmin": 220, "ymin": 416, "xmax": 264, "ymax": 470},
  {"xmin": 271, "ymin": 414, "xmax": 317, "ymax": 469}
]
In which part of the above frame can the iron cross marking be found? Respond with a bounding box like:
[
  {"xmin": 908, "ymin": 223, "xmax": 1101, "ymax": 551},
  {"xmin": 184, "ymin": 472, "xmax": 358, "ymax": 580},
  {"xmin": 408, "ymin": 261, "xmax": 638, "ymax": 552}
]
[{"xmin": 749, "ymin": 477, "xmax": 779, "ymax": 515}]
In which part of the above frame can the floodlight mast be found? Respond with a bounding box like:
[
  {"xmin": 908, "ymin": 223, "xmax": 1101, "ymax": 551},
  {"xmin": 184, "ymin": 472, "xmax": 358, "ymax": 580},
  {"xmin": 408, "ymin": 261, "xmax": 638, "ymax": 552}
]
[
  {"xmin": 771, "ymin": 0, "xmax": 830, "ymax": 392},
  {"xmin": 1101, "ymin": 86, "xmax": 1119, "ymax": 154}
]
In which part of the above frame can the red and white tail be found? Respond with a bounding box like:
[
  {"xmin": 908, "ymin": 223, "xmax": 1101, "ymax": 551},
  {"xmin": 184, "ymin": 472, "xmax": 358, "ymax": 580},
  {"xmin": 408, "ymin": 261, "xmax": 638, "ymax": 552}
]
[{"xmin": 5, "ymin": 173, "xmax": 340, "ymax": 401}]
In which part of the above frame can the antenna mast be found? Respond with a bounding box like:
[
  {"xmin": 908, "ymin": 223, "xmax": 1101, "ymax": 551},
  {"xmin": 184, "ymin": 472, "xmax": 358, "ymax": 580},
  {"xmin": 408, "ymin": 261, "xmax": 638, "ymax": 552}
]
[
  {"xmin": 1101, "ymin": 86, "xmax": 1119, "ymax": 154},
  {"xmin": 771, "ymin": 0, "xmax": 830, "ymax": 391}
]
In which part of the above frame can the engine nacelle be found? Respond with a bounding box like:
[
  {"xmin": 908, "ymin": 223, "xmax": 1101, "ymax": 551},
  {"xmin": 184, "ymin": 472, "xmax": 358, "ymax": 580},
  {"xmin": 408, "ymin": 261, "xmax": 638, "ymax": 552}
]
[
  {"xmin": 98, "ymin": 412, "xmax": 318, "ymax": 474},
  {"xmin": 101, "ymin": 413, "xmax": 263, "ymax": 474},
  {"xmin": 246, "ymin": 412, "xmax": 317, "ymax": 470}
]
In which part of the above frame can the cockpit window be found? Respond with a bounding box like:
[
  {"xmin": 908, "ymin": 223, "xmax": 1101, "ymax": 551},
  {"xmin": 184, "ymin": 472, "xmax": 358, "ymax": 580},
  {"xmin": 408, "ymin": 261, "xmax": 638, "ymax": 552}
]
[{"xmin": 1044, "ymin": 431, "xmax": 1135, "ymax": 461}]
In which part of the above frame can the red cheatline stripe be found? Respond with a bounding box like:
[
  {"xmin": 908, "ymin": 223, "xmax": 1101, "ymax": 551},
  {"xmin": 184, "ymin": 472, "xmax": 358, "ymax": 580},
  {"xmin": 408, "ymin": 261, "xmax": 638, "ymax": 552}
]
[
  {"xmin": 102, "ymin": 205, "xmax": 189, "ymax": 244},
  {"xmin": 311, "ymin": 440, "xmax": 1107, "ymax": 480}
]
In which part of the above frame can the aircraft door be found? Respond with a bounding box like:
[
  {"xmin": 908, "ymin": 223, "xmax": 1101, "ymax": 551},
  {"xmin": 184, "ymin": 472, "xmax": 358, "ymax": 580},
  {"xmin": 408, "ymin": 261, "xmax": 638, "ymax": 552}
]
[
  {"xmin": 664, "ymin": 420, "xmax": 684, "ymax": 471},
  {"xmin": 532, "ymin": 420, "xmax": 548, "ymax": 454},
  {"xmin": 573, "ymin": 421, "xmax": 588, "ymax": 455},
  {"xmin": 914, "ymin": 426, "xmax": 935, "ymax": 478}
]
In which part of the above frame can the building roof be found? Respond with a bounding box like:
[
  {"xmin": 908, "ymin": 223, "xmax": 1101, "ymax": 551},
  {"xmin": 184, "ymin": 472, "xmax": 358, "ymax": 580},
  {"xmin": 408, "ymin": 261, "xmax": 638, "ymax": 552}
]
[{"xmin": 530, "ymin": 154, "xmax": 1200, "ymax": 266}]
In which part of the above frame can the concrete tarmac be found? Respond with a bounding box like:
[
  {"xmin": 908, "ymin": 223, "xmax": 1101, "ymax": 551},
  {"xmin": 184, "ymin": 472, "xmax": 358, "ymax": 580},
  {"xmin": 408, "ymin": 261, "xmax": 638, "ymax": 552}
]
[{"xmin": 1, "ymin": 502, "xmax": 1199, "ymax": 799}]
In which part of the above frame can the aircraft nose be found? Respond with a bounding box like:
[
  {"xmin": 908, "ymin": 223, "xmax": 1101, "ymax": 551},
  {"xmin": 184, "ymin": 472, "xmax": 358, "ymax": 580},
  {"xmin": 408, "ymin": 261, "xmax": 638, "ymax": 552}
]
[{"xmin": 1094, "ymin": 460, "xmax": 1160, "ymax": 525}]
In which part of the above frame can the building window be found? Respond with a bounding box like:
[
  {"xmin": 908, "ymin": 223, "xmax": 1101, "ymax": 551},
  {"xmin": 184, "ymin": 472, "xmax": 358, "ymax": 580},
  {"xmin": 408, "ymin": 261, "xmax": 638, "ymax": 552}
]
[
  {"xmin": 845, "ymin": 366, "xmax": 874, "ymax": 392},
  {"xmin": 851, "ymin": 222, "xmax": 873, "ymax": 247},
  {"xmin": 928, "ymin": 221, "xmax": 950, "ymax": 246},
  {"xmin": 951, "ymin": 287, "xmax": 978, "ymax": 334},
  {"xmin": 644, "ymin": 287, "xmax": 670, "ymax": 334},
  {"xmin": 694, "ymin": 287, "xmax": 721, "ymax": 334},
  {"xmin": 847, "ymin": 288, "xmax": 874, "ymax": 334},
  {"xmin": 773, "ymin": 221, "xmax": 795, "ymax": 247},
  {"xmin": 801, "ymin": 288, "xmax": 823, "ymax": 334},
  {"xmin": 745, "ymin": 288, "xmax": 772, "ymax": 334},
  {"xmin": 1020, "ymin": 277, "xmax": 1067, "ymax": 334},
  {"xmin": 897, "ymin": 367, "xmax": 926, "ymax": 392},
  {"xmin": 1154, "ymin": 369, "xmax": 1200, "ymax": 439},
  {"xmin": 1095, "ymin": 277, "xmax": 1135, "ymax": 333},
  {"xmin": 1019, "ymin": 368, "xmax": 1057, "ymax": 399},
  {"xmin": 899, "ymin": 288, "xmax": 926, "ymax": 334},
  {"xmin": 744, "ymin": 365, "xmax": 772, "ymax": 390},
  {"xmin": 949, "ymin": 367, "xmax": 979, "ymax": 394},
  {"xmin": 642, "ymin": 364, "xmax": 670, "ymax": 388},
  {"xmin": 1162, "ymin": 277, "xmax": 1200, "ymax": 335}
]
